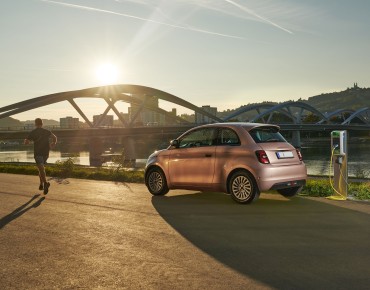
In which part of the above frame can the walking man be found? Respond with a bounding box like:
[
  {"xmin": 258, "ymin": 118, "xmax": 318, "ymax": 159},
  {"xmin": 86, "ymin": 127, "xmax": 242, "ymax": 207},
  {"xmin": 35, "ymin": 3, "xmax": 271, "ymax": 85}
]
[{"xmin": 24, "ymin": 118, "xmax": 57, "ymax": 194}]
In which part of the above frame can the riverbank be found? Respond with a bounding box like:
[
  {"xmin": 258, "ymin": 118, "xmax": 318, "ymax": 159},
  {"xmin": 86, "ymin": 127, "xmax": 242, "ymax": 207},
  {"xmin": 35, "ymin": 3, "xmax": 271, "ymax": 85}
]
[
  {"xmin": 0, "ymin": 162, "xmax": 144, "ymax": 183},
  {"xmin": 1, "ymin": 141, "xmax": 369, "ymax": 177}
]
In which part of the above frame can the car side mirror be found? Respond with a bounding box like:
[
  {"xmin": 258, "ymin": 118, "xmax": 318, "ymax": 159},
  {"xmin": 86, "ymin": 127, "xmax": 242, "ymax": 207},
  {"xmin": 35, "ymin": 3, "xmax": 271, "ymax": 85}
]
[{"xmin": 170, "ymin": 139, "xmax": 179, "ymax": 148}]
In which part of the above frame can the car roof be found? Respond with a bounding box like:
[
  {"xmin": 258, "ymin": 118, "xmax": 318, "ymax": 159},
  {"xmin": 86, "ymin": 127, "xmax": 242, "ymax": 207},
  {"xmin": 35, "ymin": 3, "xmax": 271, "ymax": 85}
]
[{"xmin": 198, "ymin": 122, "xmax": 280, "ymax": 131}]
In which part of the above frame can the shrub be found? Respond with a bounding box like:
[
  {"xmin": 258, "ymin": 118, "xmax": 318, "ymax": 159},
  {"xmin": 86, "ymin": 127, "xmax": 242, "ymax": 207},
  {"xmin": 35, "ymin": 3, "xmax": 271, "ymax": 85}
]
[
  {"xmin": 302, "ymin": 179, "xmax": 370, "ymax": 200},
  {"xmin": 301, "ymin": 179, "xmax": 333, "ymax": 197},
  {"xmin": 0, "ymin": 164, "xmax": 39, "ymax": 175},
  {"xmin": 54, "ymin": 157, "xmax": 76, "ymax": 178},
  {"xmin": 349, "ymin": 182, "xmax": 370, "ymax": 200}
]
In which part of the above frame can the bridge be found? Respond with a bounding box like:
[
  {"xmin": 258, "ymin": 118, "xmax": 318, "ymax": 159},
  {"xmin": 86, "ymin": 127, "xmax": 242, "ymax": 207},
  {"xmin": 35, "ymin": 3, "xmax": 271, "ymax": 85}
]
[
  {"xmin": 1, "ymin": 84, "xmax": 369, "ymax": 127},
  {"xmin": 0, "ymin": 84, "xmax": 369, "ymax": 164}
]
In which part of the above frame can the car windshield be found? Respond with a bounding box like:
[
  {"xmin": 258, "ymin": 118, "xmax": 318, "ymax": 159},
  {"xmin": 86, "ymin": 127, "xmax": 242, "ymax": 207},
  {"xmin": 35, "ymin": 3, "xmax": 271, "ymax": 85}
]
[{"xmin": 247, "ymin": 126, "xmax": 287, "ymax": 143}]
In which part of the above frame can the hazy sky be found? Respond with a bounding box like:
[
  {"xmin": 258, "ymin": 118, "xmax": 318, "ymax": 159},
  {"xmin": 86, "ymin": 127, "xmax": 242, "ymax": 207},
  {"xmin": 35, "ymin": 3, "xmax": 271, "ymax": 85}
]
[{"xmin": 1, "ymin": 0, "xmax": 369, "ymax": 120}]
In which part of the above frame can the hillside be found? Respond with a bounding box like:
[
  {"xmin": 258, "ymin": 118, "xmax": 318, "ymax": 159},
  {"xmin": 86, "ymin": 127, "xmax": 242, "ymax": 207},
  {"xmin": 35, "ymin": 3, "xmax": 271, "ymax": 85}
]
[
  {"xmin": 216, "ymin": 84, "xmax": 370, "ymax": 120},
  {"xmin": 0, "ymin": 118, "xmax": 60, "ymax": 129},
  {"xmin": 23, "ymin": 119, "xmax": 60, "ymax": 127},
  {"xmin": 0, "ymin": 117, "xmax": 23, "ymax": 128},
  {"xmin": 303, "ymin": 84, "xmax": 370, "ymax": 112}
]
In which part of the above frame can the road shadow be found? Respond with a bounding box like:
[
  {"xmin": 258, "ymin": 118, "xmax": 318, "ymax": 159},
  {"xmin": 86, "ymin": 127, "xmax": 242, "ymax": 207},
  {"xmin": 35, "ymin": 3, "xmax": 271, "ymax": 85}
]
[
  {"xmin": 0, "ymin": 194, "xmax": 45, "ymax": 230},
  {"xmin": 152, "ymin": 192, "xmax": 370, "ymax": 290}
]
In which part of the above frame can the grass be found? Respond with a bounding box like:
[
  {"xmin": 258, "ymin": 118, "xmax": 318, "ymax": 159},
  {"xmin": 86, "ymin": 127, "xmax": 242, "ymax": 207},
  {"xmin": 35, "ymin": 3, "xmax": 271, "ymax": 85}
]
[{"xmin": 0, "ymin": 162, "xmax": 369, "ymax": 200}]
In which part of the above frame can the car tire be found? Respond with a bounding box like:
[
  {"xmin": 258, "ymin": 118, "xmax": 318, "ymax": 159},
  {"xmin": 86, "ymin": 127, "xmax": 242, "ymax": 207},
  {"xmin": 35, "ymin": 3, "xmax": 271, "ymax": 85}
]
[
  {"xmin": 228, "ymin": 170, "xmax": 259, "ymax": 204},
  {"xmin": 146, "ymin": 167, "xmax": 169, "ymax": 196},
  {"xmin": 277, "ymin": 186, "xmax": 302, "ymax": 197}
]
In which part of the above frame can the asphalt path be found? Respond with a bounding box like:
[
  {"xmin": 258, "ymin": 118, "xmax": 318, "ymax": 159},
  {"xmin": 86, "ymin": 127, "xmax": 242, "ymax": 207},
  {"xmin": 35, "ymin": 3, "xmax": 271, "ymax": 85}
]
[{"xmin": 0, "ymin": 173, "xmax": 369, "ymax": 290}]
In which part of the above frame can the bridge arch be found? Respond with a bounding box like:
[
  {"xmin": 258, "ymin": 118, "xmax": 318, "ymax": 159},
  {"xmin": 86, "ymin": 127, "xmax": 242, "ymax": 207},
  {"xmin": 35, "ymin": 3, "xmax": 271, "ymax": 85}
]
[
  {"xmin": 223, "ymin": 101, "xmax": 329, "ymax": 124},
  {"xmin": 0, "ymin": 84, "xmax": 222, "ymax": 127},
  {"xmin": 248, "ymin": 101, "xmax": 328, "ymax": 124},
  {"xmin": 318, "ymin": 109, "xmax": 355, "ymax": 124},
  {"xmin": 341, "ymin": 107, "xmax": 370, "ymax": 125},
  {"xmin": 223, "ymin": 103, "xmax": 278, "ymax": 122}
]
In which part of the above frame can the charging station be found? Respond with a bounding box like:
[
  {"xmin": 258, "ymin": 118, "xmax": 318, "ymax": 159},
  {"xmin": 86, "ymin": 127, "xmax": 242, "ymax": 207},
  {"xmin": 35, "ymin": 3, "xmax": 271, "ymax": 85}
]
[{"xmin": 329, "ymin": 130, "xmax": 348, "ymax": 200}]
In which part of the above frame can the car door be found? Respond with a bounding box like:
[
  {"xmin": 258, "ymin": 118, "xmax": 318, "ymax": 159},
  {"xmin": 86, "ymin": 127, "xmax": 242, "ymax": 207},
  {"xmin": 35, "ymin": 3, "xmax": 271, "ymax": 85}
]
[
  {"xmin": 169, "ymin": 127, "xmax": 217, "ymax": 187},
  {"xmin": 213, "ymin": 127, "xmax": 242, "ymax": 184}
]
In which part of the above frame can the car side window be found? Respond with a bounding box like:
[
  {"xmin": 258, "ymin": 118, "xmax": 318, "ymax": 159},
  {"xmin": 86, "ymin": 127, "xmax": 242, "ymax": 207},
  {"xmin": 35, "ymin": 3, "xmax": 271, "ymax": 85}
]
[
  {"xmin": 218, "ymin": 128, "xmax": 240, "ymax": 145},
  {"xmin": 178, "ymin": 128, "xmax": 216, "ymax": 148}
]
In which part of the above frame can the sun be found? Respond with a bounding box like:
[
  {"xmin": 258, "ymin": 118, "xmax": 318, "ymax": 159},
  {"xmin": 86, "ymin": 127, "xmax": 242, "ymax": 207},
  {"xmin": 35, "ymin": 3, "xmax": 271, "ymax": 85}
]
[{"xmin": 95, "ymin": 63, "xmax": 119, "ymax": 84}]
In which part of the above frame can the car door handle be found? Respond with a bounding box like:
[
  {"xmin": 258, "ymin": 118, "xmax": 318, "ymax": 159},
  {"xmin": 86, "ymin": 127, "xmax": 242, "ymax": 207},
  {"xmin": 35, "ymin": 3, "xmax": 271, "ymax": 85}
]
[{"xmin": 205, "ymin": 154, "xmax": 212, "ymax": 157}]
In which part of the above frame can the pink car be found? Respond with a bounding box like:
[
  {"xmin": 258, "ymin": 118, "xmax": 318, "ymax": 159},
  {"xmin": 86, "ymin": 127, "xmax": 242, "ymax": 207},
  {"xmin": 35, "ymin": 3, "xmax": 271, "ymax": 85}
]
[{"xmin": 145, "ymin": 123, "xmax": 307, "ymax": 204}]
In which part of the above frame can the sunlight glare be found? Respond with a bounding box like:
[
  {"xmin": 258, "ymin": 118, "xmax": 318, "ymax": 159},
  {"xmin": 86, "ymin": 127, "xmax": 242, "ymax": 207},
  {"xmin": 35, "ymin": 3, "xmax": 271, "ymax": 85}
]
[{"xmin": 95, "ymin": 63, "xmax": 119, "ymax": 84}]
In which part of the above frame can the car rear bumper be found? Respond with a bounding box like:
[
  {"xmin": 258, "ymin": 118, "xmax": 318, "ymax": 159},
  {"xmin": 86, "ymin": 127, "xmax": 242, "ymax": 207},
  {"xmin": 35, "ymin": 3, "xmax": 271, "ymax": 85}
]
[
  {"xmin": 270, "ymin": 179, "xmax": 306, "ymax": 190},
  {"xmin": 255, "ymin": 163, "xmax": 307, "ymax": 192}
]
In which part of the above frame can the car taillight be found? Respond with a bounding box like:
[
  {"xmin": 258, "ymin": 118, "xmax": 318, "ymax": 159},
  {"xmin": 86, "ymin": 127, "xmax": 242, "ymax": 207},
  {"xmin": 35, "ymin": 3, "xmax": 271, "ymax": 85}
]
[
  {"xmin": 296, "ymin": 149, "xmax": 303, "ymax": 161},
  {"xmin": 255, "ymin": 150, "xmax": 270, "ymax": 164}
]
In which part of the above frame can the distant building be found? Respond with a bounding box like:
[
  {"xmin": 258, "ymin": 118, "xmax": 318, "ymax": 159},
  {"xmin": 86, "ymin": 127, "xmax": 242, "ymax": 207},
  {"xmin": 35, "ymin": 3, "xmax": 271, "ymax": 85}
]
[
  {"xmin": 24, "ymin": 123, "xmax": 34, "ymax": 130},
  {"xmin": 113, "ymin": 112, "xmax": 129, "ymax": 127},
  {"xmin": 165, "ymin": 108, "xmax": 177, "ymax": 125},
  {"xmin": 93, "ymin": 114, "xmax": 114, "ymax": 127},
  {"xmin": 195, "ymin": 105, "xmax": 217, "ymax": 124},
  {"xmin": 128, "ymin": 96, "xmax": 174, "ymax": 126},
  {"xmin": 60, "ymin": 116, "xmax": 79, "ymax": 129}
]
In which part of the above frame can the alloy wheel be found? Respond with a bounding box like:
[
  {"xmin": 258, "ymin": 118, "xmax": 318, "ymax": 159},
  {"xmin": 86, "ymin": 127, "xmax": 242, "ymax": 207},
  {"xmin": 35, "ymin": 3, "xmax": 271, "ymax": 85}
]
[{"xmin": 231, "ymin": 175, "xmax": 252, "ymax": 201}]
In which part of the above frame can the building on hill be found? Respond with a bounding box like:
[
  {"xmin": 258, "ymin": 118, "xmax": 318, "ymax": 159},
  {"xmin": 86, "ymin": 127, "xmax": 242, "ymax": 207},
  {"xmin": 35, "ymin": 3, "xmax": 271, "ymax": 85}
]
[{"xmin": 348, "ymin": 82, "xmax": 360, "ymax": 91}]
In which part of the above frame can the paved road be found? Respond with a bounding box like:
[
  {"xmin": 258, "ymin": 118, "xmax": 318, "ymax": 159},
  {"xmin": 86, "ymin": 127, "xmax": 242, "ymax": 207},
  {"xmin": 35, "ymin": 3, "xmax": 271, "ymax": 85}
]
[{"xmin": 1, "ymin": 173, "xmax": 369, "ymax": 290}]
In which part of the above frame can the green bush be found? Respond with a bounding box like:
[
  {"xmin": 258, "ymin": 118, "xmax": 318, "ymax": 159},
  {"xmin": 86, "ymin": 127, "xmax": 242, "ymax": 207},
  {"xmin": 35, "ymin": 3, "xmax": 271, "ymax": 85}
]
[
  {"xmin": 301, "ymin": 179, "xmax": 333, "ymax": 197},
  {"xmin": 302, "ymin": 179, "xmax": 370, "ymax": 200},
  {"xmin": 0, "ymin": 163, "xmax": 145, "ymax": 184},
  {"xmin": 54, "ymin": 157, "xmax": 75, "ymax": 178},
  {"xmin": 349, "ymin": 182, "xmax": 370, "ymax": 200},
  {"xmin": 0, "ymin": 164, "xmax": 39, "ymax": 175}
]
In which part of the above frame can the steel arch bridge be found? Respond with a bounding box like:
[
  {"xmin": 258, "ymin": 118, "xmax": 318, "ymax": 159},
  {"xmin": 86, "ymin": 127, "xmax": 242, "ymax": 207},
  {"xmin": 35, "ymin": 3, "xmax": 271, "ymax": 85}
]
[
  {"xmin": 223, "ymin": 101, "xmax": 329, "ymax": 124},
  {"xmin": 0, "ymin": 84, "xmax": 223, "ymax": 127},
  {"xmin": 0, "ymin": 84, "xmax": 369, "ymax": 127},
  {"xmin": 223, "ymin": 101, "xmax": 369, "ymax": 126}
]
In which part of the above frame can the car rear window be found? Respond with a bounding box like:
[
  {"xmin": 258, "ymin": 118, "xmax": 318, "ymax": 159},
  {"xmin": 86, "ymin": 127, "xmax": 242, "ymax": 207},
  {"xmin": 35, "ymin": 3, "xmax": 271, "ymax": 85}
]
[{"xmin": 247, "ymin": 126, "xmax": 287, "ymax": 143}]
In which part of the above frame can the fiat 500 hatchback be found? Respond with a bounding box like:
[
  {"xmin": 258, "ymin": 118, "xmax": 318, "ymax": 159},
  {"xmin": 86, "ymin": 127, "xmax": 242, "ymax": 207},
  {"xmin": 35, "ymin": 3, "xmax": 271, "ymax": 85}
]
[{"xmin": 145, "ymin": 123, "xmax": 307, "ymax": 204}]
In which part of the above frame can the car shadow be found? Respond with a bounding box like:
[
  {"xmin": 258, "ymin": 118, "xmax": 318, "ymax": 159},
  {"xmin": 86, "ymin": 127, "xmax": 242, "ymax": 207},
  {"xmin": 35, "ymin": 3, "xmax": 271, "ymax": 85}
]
[
  {"xmin": 152, "ymin": 192, "xmax": 370, "ymax": 290},
  {"xmin": 0, "ymin": 194, "xmax": 45, "ymax": 230}
]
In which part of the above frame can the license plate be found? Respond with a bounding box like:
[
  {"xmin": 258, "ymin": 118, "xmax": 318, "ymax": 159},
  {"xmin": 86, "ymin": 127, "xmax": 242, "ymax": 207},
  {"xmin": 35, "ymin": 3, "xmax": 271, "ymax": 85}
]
[{"xmin": 276, "ymin": 151, "xmax": 294, "ymax": 159}]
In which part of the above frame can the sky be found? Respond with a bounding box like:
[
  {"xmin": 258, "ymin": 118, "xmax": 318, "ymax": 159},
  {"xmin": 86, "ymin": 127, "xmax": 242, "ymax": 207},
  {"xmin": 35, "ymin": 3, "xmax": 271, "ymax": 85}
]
[{"xmin": 1, "ymin": 0, "xmax": 369, "ymax": 121}]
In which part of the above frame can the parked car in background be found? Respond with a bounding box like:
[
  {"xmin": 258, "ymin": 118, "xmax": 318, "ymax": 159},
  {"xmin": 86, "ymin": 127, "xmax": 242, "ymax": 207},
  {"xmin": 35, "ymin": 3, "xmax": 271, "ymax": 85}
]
[{"xmin": 145, "ymin": 123, "xmax": 307, "ymax": 204}]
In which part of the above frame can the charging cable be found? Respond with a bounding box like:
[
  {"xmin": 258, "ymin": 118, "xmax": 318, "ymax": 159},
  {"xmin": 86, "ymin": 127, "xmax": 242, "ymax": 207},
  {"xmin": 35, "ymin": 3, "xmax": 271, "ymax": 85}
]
[{"xmin": 329, "ymin": 145, "xmax": 347, "ymax": 198}]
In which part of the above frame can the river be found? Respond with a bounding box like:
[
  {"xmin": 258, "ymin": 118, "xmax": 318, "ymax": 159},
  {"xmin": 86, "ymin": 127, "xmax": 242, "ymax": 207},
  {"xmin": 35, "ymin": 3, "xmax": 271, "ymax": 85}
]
[{"xmin": 0, "ymin": 143, "xmax": 369, "ymax": 178}]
